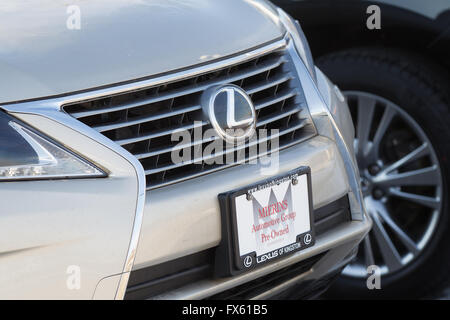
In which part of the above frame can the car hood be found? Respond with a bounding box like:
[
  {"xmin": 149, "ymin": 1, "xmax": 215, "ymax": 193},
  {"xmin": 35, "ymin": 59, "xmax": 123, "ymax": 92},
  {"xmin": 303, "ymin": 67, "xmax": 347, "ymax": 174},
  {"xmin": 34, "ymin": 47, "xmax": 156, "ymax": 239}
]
[{"xmin": 0, "ymin": 0, "xmax": 283, "ymax": 104}]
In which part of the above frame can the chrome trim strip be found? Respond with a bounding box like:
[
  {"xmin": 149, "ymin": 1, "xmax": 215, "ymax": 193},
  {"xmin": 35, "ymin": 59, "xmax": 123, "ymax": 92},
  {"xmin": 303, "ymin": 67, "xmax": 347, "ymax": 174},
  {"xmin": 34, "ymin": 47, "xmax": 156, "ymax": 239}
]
[
  {"xmin": 250, "ymin": 240, "xmax": 360, "ymax": 300},
  {"xmin": 2, "ymin": 38, "xmax": 287, "ymax": 114},
  {"xmin": 249, "ymin": 269, "xmax": 313, "ymax": 299},
  {"xmin": 286, "ymin": 39, "xmax": 366, "ymax": 221}
]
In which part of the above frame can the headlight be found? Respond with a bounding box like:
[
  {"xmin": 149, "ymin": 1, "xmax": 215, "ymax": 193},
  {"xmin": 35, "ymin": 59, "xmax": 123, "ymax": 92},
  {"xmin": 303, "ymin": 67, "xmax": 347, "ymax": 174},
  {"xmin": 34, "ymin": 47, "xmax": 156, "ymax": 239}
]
[
  {"xmin": 0, "ymin": 111, "xmax": 105, "ymax": 180},
  {"xmin": 277, "ymin": 8, "xmax": 317, "ymax": 83}
]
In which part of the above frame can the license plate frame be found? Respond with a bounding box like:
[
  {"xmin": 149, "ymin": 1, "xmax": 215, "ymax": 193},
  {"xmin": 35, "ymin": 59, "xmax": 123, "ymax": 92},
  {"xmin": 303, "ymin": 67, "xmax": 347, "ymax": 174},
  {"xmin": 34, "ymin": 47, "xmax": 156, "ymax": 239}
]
[{"xmin": 214, "ymin": 167, "xmax": 315, "ymax": 277}]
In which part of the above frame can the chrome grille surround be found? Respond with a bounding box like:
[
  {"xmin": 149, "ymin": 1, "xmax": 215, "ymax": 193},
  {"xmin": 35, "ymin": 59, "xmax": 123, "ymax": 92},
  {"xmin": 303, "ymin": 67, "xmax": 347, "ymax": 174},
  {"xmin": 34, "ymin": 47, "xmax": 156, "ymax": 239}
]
[{"xmin": 63, "ymin": 37, "xmax": 317, "ymax": 189}]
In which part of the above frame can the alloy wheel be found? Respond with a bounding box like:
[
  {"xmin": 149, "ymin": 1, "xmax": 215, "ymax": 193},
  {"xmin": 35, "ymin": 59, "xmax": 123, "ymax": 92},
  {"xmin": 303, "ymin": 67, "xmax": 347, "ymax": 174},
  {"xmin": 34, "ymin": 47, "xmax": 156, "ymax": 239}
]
[{"xmin": 342, "ymin": 91, "xmax": 443, "ymax": 278}]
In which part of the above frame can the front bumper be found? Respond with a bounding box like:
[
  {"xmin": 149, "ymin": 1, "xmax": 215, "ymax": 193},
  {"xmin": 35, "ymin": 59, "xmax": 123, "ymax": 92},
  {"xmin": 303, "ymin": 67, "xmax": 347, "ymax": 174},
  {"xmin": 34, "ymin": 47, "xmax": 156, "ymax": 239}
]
[
  {"xmin": 126, "ymin": 134, "xmax": 371, "ymax": 299},
  {"xmin": 128, "ymin": 198, "xmax": 370, "ymax": 300}
]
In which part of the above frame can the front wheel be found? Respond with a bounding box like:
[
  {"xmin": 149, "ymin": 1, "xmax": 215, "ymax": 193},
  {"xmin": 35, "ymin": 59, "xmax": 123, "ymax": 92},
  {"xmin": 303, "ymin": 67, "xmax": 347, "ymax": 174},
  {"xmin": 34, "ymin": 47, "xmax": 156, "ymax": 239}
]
[{"xmin": 318, "ymin": 48, "xmax": 450, "ymax": 298}]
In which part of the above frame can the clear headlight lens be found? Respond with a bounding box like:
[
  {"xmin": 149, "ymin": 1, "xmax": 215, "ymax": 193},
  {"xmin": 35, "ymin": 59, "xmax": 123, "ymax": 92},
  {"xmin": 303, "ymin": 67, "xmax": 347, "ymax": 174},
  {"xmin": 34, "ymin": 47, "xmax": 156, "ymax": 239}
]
[
  {"xmin": 277, "ymin": 8, "xmax": 317, "ymax": 82},
  {"xmin": 0, "ymin": 111, "xmax": 105, "ymax": 180}
]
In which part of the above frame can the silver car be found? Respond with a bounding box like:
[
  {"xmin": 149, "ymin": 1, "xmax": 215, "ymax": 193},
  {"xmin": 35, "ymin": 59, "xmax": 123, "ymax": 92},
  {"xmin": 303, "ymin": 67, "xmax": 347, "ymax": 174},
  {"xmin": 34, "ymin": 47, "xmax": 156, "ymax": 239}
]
[{"xmin": 0, "ymin": 0, "xmax": 370, "ymax": 299}]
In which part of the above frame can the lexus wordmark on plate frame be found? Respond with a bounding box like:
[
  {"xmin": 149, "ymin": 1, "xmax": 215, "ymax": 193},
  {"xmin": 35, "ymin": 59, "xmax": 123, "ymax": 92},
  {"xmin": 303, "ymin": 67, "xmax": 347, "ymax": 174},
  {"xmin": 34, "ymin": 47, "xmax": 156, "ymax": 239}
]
[{"xmin": 0, "ymin": 0, "xmax": 374, "ymax": 300}]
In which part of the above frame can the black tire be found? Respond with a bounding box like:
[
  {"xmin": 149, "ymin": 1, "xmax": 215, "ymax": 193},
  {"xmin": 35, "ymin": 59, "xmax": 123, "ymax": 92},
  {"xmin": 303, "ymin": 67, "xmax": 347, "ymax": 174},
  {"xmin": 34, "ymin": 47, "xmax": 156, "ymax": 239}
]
[{"xmin": 317, "ymin": 48, "xmax": 450, "ymax": 299}]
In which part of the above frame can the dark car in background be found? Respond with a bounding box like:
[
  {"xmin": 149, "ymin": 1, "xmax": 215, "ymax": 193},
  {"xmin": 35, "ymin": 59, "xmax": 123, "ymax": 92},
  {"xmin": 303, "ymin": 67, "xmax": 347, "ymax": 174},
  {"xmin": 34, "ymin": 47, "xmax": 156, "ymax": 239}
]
[{"xmin": 274, "ymin": 0, "xmax": 450, "ymax": 298}]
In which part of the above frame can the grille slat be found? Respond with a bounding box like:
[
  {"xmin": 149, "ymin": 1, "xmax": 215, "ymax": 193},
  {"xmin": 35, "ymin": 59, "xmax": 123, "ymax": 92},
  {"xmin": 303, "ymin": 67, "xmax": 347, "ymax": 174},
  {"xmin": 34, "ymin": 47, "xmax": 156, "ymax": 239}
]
[
  {"xmin": 254, "ymin": 88, "xmax": 297, "ymax": 110},
  {"xmin": 143, "ymin": 119, "xmax": 308, "ymax": 176},
  {"xmin": 116, "ymin": 121, "xmax": 209, "ymax": 146},
  {"xmin": 245, "ymin": 73, "xmax": 292, "ymax": 95},
  {"xmin": 257, "ymin": 104, "xmax": 304, "ymax": 127},
  {"xmin": 147, "ymin": 137, "xmax": 315, "ymax": 190},
  {"xmin": 64, "ymin": 42, "xmax": 316, "ymax": 189},
  {"xmin": 70, "ymin": 55, "xmax": 287, "ymax": 120},
  {"xmin": 135, "ymin": 135, "xmax": 219, "ymax": 160},
  {"xmin": 93, "ymin": 104, "xmax": 202, "ymax": 132}
]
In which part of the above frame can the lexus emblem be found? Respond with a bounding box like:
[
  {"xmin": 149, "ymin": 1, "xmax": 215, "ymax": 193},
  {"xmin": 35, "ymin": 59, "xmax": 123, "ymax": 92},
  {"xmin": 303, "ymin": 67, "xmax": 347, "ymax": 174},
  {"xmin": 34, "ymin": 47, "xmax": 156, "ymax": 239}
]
[
  {"xmin": 243, "ymin": 255, "xmax": 253, "ymax": 268},
  {"xmin": 202, "ymin": 85, "xmax": 256, "ymax": 144},
  {"xmin": 304, "ymin": 234, "xmax": 312, "ymax": 245}
]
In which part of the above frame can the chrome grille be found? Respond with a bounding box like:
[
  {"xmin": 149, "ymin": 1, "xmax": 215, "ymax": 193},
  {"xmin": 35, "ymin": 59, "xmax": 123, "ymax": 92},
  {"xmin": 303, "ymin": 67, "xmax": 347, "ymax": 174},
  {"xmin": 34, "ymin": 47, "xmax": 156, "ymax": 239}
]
[{"xmin": 63, "ymin": 42, "xmax": 316, "ymax": 189}]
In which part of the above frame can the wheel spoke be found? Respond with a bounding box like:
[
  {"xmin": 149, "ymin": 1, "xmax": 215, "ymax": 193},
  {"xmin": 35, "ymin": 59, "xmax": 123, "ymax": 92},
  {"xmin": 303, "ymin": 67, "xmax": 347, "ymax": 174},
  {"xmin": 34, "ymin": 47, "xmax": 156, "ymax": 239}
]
[
  {"xmin": 370, "ymin": 106, "xmax": 397, "ymax": 159},
  {"xmin": 371, "ymin": 212, "xmax": 403, "ymax": 271},
  {"xmin": 388, "ymin": 188, "xmax": 440, "ymax": 209},
  {"xmin": 363, "ymin": 236, "xmax": 375, "ymax": 267},
  {"xmin": 380, "ymin": 143, "xmax": 430, "ymax": 174},
  {"xmin": 374, "ymin": 201, "xmax": 420, "ymax": 255},
  {"xmin": 356, "ymin": 96, "xmax": 376, "ymax": 157},
  {"xmin": 373, "ymin": 106, "xmax": 396, "ymax": 146},
  {"xmin": 374, "ymin": 165, "xmax": 439, "ymax": 187}
]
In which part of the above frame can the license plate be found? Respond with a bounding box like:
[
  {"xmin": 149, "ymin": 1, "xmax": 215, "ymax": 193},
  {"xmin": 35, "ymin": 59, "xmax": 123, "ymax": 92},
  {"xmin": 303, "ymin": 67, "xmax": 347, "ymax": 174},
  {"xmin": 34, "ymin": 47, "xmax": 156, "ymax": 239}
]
[{"xmin": 215, "ymin": 167, "xmax": 315, "ymax": 277}]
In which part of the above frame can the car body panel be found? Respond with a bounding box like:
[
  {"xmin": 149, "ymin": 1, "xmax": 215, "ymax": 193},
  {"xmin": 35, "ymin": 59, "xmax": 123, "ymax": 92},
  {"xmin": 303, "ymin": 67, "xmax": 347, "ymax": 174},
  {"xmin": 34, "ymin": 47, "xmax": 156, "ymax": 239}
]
[
  {"xmin": 0, "ymin": 0, "xmax": 283, "ymax": 104},
  {"xmin": 0, "ymin": 113, "xmax": 139, "ymax": 299}
]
